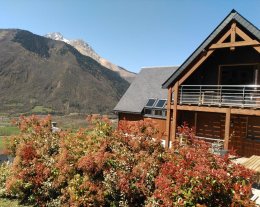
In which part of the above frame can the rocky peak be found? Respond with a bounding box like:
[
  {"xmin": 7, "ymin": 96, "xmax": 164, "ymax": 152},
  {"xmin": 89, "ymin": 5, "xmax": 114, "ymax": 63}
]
[{"xmin": 45, "ymin": 32, "xmax": 136, "ymax": 83}]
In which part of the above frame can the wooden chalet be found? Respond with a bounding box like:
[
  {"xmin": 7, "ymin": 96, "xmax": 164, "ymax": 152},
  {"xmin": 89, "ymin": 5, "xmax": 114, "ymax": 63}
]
[{"xmin": 115, "ymin": 10, "xmax": 260, "ymax": 157}]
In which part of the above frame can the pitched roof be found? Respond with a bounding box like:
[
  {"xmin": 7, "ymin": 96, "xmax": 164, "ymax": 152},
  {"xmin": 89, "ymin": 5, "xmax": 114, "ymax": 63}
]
[
  {"xmin": 162, "ymin": 9, "xmax": 260, "ymax": 89},
  {"xmin": 114, "ymin": 66, "xmax": 178, "ymax": 114}
]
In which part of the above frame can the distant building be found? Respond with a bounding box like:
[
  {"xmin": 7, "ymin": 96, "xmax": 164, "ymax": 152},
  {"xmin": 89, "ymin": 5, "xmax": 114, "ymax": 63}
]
[{"xmin": 114, "ymin": 66, "xmax": 177, "ymax": 140}]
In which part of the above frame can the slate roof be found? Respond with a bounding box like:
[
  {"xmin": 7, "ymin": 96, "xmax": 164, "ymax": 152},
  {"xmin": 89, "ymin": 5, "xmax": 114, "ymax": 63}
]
[
  {"xmin": 162, "ymin": 9, "xmax": 260, "ymax": 88},
  {"xmin": 114, "ymin": 66, "xmax": 178, "ymax": 114}
]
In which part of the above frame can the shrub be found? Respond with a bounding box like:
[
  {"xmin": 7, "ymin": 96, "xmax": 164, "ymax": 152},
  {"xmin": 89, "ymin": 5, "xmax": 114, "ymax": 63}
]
[
  {"xmin": 4, "ymin": 116, "xmax": 257, "ymax": 207},
  {"xmin": 0, "ymin": 162, "xmax": 12, "ymax": 197},
  {"xmin": 150, "ymin": 140, "xmax": 255, "ymax": 207}
]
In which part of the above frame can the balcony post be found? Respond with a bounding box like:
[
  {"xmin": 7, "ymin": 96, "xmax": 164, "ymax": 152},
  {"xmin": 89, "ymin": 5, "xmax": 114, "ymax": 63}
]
[
  {"xmin": 199, "ymin": 85, "xmax": 202, "ymax": 105},
  {"xmin": 242, "ymin": 86, "xmax": 245, "ymax": 107},
  {"xmin": 219, "ymin": 85, "xmax": 222, "ymax": 106},
  {"xmin": 180, "ymin": 86, "xmax": 183, "ymax": 105},
  {"xmin": 224, "ymin": 108, "xmax": 231, "ymax": 150},
  {"xmin": 171, "ymin": 82, "xmax": 179, "ymax": 148},
  {"xmin": 165, "ymin": 87, "xmax": 172, "ymax": 148}
]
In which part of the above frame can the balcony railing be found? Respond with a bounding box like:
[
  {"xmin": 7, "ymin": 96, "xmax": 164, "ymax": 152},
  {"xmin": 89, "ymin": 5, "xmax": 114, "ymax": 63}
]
[{"xmin": 178, "ymin": 85, "xmax": 260, "ymax": 108}]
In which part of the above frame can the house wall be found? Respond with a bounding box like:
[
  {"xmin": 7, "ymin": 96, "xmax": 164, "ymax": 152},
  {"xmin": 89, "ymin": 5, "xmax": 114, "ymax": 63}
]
[
  {"xmin": 177, "ymin": 111, "xmax": 260, "ymax": 157},
  {"xmin": 230, "ymin": 115, "xmax": 260, "ymax": 157}
]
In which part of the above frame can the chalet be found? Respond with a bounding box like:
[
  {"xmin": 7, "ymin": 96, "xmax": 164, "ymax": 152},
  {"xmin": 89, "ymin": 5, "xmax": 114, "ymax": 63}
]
[{"xmin": 114, "ymin": 10, "xmax": 260, "ymax": 157}]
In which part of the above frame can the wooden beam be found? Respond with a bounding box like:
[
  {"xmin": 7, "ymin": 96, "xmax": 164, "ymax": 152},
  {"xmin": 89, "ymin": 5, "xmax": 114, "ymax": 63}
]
[
  {"xmin": 253, "ymin": 46, "xmax": 260, "ymax": 53},
  {"xmin": 179, "ymin": 50, "xmax": 214, "ymax": 85},
  {"xmin": 178, "ymin": 29, "xmax": 232, "ymax": 85},
  {"xmin": 165, "ymin": 87, "xmax": 172, "ymax": 148},
  {"xmin": 235, "ymin": 27, "xmax": 260, "ymax": 53},
  {"xmin": 218, "ymin": 29, "xmax": 231, "ymax": 44},
  {"xmin": 230, "ymin": 22, "xmax": 236, "ymax": 50},
  {"xmin": 224, "ymin": 108, "xmax": 231, "ymax": 150},
  {"xmin": 176, "ymin": 105, "xmax": 227, "ymax": 113},
  {"xmin": 176, "ymin": 105, "xmax": 260, "ymax": 116},
  {"xmin": 236, "ymin": 27, "xmax": 252, "ymax": 41},
  {"xmin": 231, "ymin": 108, "xmax": 260, "ymax": 116},
  {"xmin": 209, "ymin": 40, "xmax": 259, "ymax": 49},
  {"xmin": 171, "ymin": 82, "xmax": 179, "ymax": 146}
]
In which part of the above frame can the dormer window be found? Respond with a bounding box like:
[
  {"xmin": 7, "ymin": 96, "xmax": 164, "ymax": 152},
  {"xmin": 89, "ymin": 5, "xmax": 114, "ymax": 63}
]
[{"xmin": 144, "ymin": 98, "xmax": 167, "ymax": 118}]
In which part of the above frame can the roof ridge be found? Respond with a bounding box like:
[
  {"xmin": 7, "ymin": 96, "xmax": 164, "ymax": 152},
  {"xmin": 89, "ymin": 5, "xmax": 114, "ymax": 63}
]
[{"xmin": 141, "ymin": 66, "xmax": 179, "ymax": 69}]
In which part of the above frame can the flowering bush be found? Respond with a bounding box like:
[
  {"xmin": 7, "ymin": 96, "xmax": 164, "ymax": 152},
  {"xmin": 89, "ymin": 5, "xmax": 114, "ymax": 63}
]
[
  {"xmin": 0, "ymin": 162, "xmax": 11, "ymax": 197},
  {"xmin": 151, "ymin": 140, "xmax": 255, "ymax": 207},
  {"xmin": 3, "ymin": 115, "xmax": 257, "ymax": 206}
]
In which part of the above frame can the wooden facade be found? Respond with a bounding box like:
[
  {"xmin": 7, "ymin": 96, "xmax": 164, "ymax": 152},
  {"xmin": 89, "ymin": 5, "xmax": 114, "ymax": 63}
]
[{"xmin": 164, "ymin": 13, "xmax": 260, "ymax": 157}]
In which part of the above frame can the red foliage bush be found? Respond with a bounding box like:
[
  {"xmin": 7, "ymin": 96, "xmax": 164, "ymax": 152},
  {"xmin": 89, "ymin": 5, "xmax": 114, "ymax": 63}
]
[{"xmin": 4, "ymin": 115, "xmax": 257, "ymax": 207}]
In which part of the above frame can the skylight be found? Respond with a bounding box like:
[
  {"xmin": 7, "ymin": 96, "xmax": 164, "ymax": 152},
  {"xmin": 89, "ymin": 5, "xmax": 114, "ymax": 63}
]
[
  {"xmin": 145, "ymin": 98, "xmax": 157, "ymax": 107},
  {"xmin": 155, "ymin": 99, "xmax": 167, "ymax": 108}
]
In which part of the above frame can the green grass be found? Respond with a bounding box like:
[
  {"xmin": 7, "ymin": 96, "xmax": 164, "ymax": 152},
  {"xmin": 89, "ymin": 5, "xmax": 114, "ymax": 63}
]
[
  {"xmin": 31, "ymin": 105, "xmax": 53, "ymax": 113},
  {"xmin": 0, "ymin": 137, "xmax": 4, "ymax": 151},
  {"xmin": 0, "ymin": 198, "xmax": 31, "ymax": 207},
  {"xmin": 0, "ymin": 126, "xmax": 20, "ymax": 136},
  {"xmin": 0, "ymin": 126, "xmax": 19, "ymax": 151}
]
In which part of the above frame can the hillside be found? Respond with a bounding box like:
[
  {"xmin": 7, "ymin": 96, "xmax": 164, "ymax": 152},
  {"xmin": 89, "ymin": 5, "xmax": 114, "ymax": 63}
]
[
  {"xmin": 0, "ymin": 29, "xmax": 130, "ymax": 114},
  {"xmin": 45, "ymin": 32, "xmax": 136, "ymax": 83}
]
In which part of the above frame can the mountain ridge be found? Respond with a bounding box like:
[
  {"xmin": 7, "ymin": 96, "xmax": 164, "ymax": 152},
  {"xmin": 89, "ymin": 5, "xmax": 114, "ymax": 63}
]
[
  {"xmin": 45, "ymin": 32, "xmax": 136, "ymax": 83},
  {"xmin": 0, "ymin": 29, "xmax": 130, "ymax": 114}
]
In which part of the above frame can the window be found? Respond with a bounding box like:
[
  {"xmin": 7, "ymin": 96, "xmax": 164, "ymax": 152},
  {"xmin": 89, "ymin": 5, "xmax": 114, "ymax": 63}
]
[
  {"xmin": 143, "ymin": 98, "xmax": 167, "ymax": 118},
  {"xmin": 144, "ymin": 108, "xmax": 152, "ymax": 115},
  {"xmin": 155, "ymin": 99, "xmax": 167, "ymax": 108},
  {"xmin": 154, "ymin": 109, "xmax": 163, "ymax": 116},
  {"xmin": 145, "ymin": 98, "xmax": 157, "ymax": 107},
  {"xmin": 221, "ymin": 64, "xmax": 257, "ymax": 85}
]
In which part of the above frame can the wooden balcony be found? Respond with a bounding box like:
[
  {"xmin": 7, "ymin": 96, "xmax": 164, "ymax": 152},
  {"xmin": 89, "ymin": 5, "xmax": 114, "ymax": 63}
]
[{"xmin": 177, "ymin": 85, "xmax": 260, "ymax": 108}]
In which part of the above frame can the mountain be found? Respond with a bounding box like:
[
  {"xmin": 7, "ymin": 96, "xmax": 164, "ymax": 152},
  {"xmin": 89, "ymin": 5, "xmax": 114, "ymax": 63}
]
[
  {"xmin": 0, "ymin": 29, "xmax": 130, "ymax": 114},
  {"xmin": 45, "ymin": 32, "xmax": 136, "ymax": 83}
]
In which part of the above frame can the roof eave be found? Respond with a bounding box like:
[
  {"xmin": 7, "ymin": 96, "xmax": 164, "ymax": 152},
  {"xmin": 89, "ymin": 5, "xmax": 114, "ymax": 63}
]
[{"xmin": 113, "ymin": 110, "xmax": 142, "ymax": 115}]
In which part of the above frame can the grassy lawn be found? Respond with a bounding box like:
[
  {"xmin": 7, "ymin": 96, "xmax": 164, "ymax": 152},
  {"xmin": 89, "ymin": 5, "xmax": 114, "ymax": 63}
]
[{"xmin": 0, "ymin": 198, "xmax": 31, "ymax": 207}]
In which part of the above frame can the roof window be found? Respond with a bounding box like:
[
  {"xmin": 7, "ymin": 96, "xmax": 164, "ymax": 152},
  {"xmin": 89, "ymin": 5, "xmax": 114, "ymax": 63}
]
[
  {"xmin": 145, "ymin": 98, "xmax": 157, "ymax": 107},
  {"xmin": 155, "ymin": 99, "xmax": 167, "ymax": 108}
]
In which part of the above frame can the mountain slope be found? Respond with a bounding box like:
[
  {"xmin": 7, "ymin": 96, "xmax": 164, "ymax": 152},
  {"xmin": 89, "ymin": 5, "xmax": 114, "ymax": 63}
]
[
  {"xmin": 45, "ymin": 32, "xmax": 136, "ymax": 83},
  {"xmin": 0, "ymin": 29, "xmax": 130, "ymax": 114}
]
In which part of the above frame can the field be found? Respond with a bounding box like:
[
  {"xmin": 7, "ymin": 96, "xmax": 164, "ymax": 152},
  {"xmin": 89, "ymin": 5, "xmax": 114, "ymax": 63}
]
[
  {"xmin": 0, "ymin": 198, "xmax": 31, "ymax": 207},
  {"xmin": 0, "ymin": 116, "xmax": 19, "ymax": 151},
  {"xmin": 0, "ymin": 114, "xmax": 117, "ymax": 151}
]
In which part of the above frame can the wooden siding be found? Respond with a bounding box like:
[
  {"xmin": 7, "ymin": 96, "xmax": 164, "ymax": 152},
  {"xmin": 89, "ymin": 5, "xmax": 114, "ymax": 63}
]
[
  {"xmin": 118, "ymin": 112, "xmax": 143, "ymax": 122},
  {"xmin": 178, "ymin": 111, "xmax": 260, "ymax": 157},
  {"xmin": 196, "ymin": 112, "xmax": 225, "ymax": 140},
  {"xmin": 226, "ymin": 115, "xmax": 260, "ymax": 157}
]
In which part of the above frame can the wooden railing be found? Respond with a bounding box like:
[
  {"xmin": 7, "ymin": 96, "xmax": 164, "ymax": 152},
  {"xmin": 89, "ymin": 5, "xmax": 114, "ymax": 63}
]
[{"xmin": 177, "ymin": 85, "xmax": 260, "ymax": 108}]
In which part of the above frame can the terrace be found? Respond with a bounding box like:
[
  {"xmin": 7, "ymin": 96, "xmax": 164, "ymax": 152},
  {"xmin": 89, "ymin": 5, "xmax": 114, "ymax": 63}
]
[{"xmin": 177, "ymin": 85, "xmax": 260, "ymax": 108}]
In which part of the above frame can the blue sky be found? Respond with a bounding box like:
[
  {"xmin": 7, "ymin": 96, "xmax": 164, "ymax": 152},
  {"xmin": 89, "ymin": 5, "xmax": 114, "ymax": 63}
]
[{"xmin": 1, "ymin": 0, "xmax": 259, "ymax": 73}]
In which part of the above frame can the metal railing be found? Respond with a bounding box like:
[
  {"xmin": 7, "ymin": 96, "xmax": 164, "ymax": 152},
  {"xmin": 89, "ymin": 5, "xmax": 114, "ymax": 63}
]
[{"xmin": 178, "ymin": 85, "xmax": 260, "ymax": 108}]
